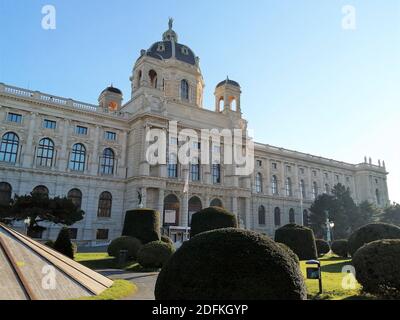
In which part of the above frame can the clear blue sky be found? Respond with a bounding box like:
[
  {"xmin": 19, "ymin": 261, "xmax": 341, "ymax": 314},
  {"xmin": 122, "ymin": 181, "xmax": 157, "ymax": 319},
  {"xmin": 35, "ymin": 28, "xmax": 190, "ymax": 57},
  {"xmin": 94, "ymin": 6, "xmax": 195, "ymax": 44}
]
[{"xmin": 1, "ymin": 0, "xmax": 399, "ymax": 203}]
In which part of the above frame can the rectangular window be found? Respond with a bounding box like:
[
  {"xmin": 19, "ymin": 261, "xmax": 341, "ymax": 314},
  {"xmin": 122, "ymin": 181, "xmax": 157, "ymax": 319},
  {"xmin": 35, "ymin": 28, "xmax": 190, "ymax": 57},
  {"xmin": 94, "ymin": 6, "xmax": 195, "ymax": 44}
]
[
  {"xmin": 96, "ymin": 229, "xmax": 109, "ymax": 240},
  {"xmin": 313, "ymin": 170, "xmax": 317, "ymax": 177},
  {"xmin": 324, "ymin": 172, "xmax": 328, "ymax": 179},
  {"xmin": 272, "ymin": 162, "xmax": 277, "ymax": 170},
  {"xmin": 286, "ymin": 165, "xmax": 291, "ymax": 172},
  {"xmin": 7, "ymin": 113, "xmax": 22, "ymax": 123},
  {"xmin": 212, "ymin": 164, "xmax": 221, "ymax": 184},
  {"xmin": 191, "ymin": 163, "xmax": 200, "ymax": 181},
  {"xmin": 43, "ymin": 119, "xmax": 56, "ymax": 129},
  {"xmin": 105, "ymin": 131, "xmax": 116, "ymax": 141},
  {"xmin": 257, "ymin": 160, "xmax": 262, "ymax": 167},
  {"xmin": 167, "ymin": 154, "xmax": 178, "ymax": 178},
  {"xmin": 299, "ymin": 168, "xmax": 305, "ymax": 174},
  {"xmin": 68, "ymin": 228, "xmax": 78, "ymax": 240},
  {"xmin": 75, "ymin": 126, "xmax": 88, "ymax": 135}
]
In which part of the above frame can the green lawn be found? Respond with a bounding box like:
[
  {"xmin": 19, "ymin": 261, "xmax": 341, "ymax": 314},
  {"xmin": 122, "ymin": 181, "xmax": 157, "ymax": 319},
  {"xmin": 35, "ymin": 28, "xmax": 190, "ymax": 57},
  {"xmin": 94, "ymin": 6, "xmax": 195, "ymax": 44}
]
[
  {"xmin": 300, "ymin": 255, "xmax": 373, "ymax": 300},
  {"xmin": 74, "ymin": 280, "xmax": 137, "ymax": 300}
]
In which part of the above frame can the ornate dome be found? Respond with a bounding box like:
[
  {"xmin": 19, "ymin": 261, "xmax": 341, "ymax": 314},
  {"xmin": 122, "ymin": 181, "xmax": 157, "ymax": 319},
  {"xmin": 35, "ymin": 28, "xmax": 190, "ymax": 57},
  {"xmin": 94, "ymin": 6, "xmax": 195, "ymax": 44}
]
[
  {"xmin": 101, "ymin": 85, "xmax": 122, "ymax": 95},
  {"xmin": 216, "ymin": 77, "xmax": 240, "ymax": 88},
  {"xmin": 139, "ymin": 18, "xmax": 198, "ymax": 67}
]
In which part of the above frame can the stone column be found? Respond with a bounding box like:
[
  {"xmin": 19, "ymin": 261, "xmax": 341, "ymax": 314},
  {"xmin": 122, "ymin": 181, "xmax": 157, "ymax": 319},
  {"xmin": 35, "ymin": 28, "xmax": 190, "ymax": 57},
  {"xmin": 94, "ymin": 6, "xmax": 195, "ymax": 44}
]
[
  {"xmin": 139, "ymin": 125, "xmax": 150, "ymax": 176},
  {"xmin": 141, "ymin": 187, "xmax": 147, "ymax": 208},
  {"xmin": 158, "ymin": 188, "xmax": 165, "ymax": 226},
  {"xmin": 90, "ymin": 126, "xmax": 100, "ymax": 175},
  {"xmin": 181, "ymin": 192, "xmax": 189, "ymax": 227},
  {"xmin": 58, "ymin": 119, "xmax": 70, "ymax": 171},
  {"xmin": 22, "ymin": 112, "xmax": 37, "ymax": 167},
  {"xmin": 118, "ymin": 131, "xmax": 128, "ymax": 178},
  {"xmin": 245, "ymin": 197, "xmax": 251, "ymax": 230},
  {"xmin": 232, "ymin": 196, "xmax": 238, "ymax": 221}
]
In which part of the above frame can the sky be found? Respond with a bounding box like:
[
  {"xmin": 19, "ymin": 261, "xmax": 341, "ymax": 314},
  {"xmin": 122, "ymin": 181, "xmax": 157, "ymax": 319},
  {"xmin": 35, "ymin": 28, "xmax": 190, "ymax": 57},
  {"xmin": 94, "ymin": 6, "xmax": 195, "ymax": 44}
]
[{"xmin": 0, "ymin": 0, "xmax": 399, "ymax": 203}]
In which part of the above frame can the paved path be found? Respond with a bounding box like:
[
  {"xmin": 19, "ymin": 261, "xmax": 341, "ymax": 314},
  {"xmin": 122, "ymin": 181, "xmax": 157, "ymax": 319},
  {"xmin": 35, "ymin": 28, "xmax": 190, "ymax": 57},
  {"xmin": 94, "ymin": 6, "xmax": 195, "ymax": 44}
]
[{"xmin": 97, "ymin": 269, "xmax": 158, "ymax": 300}]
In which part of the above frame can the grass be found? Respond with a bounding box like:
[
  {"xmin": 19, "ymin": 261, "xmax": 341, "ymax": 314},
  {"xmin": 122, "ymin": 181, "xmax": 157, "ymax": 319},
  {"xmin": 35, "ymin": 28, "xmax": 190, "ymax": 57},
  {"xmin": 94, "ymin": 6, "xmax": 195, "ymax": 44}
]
[
  {"xmin": 75, "ymin": 280, "xmax": 137, "ymax": 300},
  {"xmin": 300, "ymin": 254, "xmax": 373, "ymax": 300}
]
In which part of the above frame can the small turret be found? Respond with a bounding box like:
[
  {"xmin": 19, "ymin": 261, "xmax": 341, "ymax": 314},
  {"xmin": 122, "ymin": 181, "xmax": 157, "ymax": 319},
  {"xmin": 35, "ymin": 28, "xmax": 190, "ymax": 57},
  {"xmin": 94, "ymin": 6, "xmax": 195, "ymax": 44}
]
[
  {"xmin": 214, "ymin": 76, "xmax": 241, "ymax": 113},
  {"xmin": 98, "ymin": 85, "xmax": 123, "ymax": 112}
]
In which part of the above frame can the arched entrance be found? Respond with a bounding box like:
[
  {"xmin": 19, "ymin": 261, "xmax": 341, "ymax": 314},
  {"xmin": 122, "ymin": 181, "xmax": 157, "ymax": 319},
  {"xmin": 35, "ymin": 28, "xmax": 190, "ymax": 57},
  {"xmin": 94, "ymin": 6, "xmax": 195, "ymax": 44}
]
[
  {"xmin": 163, "ymin": 194, "xmax": 180, "ymax": 226},
  {"xmin": 188, "ymin": 196, "xmax": 202, "ymax": 225},
  {"xmin": 210, "ymin": 198, "xmax": 223, "ymax": 208}
]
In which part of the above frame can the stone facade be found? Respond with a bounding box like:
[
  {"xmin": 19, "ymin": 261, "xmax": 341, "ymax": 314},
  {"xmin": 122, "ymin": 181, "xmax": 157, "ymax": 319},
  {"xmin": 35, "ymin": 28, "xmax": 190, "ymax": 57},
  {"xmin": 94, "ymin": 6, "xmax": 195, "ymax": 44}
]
[{"xmin": 0, "ymin": 22, "xmax": 389, "ymax": 244}]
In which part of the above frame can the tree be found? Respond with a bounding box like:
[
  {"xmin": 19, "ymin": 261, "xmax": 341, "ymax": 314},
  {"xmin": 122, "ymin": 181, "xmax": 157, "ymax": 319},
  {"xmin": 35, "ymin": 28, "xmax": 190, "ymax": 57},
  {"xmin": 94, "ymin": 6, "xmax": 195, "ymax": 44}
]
[
  {"xmin": 54, "ymin": 227, "xmax": 74, "ymax": 258},
  {"xmin": 309, "ymin": 184, "xmax": 360, "ymax": 239},
  {"xmin": 5, "ymin": 192, "xmax": 84, "ymax": 231},
  {"xmin": 381, "ymin": 203, "xmax": 400, "ymax": 226},
  {"xmin": 355, "ymin": 201, "xmax": 381, "ymax": 229}
]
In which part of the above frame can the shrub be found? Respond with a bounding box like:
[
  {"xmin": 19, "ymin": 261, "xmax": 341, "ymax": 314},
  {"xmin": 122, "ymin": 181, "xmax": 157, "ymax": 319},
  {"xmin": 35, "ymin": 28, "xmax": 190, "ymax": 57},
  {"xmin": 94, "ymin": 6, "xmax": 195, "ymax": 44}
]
[
  {"xmin": 155, "ymin": 228, "xmax": 307, "ymax": 300},
  {"xmin": 137, "ymin": 241, "xmax": 175, "ymax": 268},
  {"xmin": 274, "ymin": 224, "xmax": 318, "ymax": 260},
  {"xmin": 348, "ymin": 222, "xmax": 400, "ymax": 256},
  {"xmin": 190, "ymin": 207, "xmax": 238, "ymax": 237},
  {"xmin": 122, "ymin": 209, "xmax": 160, "ymax": 244},
  {"xmin": 331, "ymin": 239, "xmax": 349, "ymax": 258},
  {"xmin": 44, "ymin": 240, "xmax": 55, "ymax": 248},
  {"xmin": 107, "ymin": 236, "xmax": 142, "ymax": 260},
  {"xmin": 353, "ymin": 239, "xmax": 400, "ymax": 298},
  {"xmin": 161, "ymin": 235, "xmax": 174, "ymax": 246},
  {"xmin": 53, "ymin": 227, "xmax": 74, "ymax": 259},
  {"xmin": 276, "ymin": 242, "xmax": 299, "ymax": 265},
  {"xmin": 315, "ymin": 239, "xmax": 330, "ymax": 257}
]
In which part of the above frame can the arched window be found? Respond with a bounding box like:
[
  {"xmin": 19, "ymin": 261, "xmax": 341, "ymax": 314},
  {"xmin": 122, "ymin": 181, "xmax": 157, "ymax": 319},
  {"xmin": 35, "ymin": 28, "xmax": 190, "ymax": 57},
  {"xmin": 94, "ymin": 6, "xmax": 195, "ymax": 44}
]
[
  {"xmin": 210, "ymin": 198, "xmax": 223, "ymax": 208},
  {"xmin": 137, "ymin": 70, "xmax": 142, "ymax": 88},
  {"xmin": 67, "ymin": 188, "xmax": 82, "ymax": 210},
  {"xmin": 0, "ymin": 132, "xmax": 19, "ymax": 163},
  {"xmin": 37, "ymin": 138, "xmax": 54, "ymax": 167},
  {"xmin": 289, "ymin": 208, "xmax": 295, "ymax": 224},
  {"xmin": 69, "ymin": 143, "xmax": 86, "ymax": 171},
  {"xmin": 300, "ymin": 180, "xmax": 306, "ymax": 199},
  {"xmin": 181, "ymin": 79, "xmax": 189, "ymax": 100},
  {"xmin": 303, "ymin": 209, "xmax": 309, "ymax": 227},
  {"xmin": 376, "ymin": 189, "xmax": 381, "ymax": 205},
  {"xmin": 325, "ymin": 184, "xmax": 330, "ymax": 194},
  {"xmin": 32, "ymin": 185, "xmax": 49, "ymax": 197},
  {"xmin": 188, "ymin": 196, "xmax": 202, "ymax": 225},
  {"xmin": 164, "ymin": 194, "xmax": 180, "ymax": 226},
  {"xmin": 212, "ymin": 164, "xmax": 221, "ymax": 184},
  {"xmin": 274, "ymin": 207, "xmax": 281, "ymax": 226},
  {"xmin": 0, "ymin": 182, "xmax": 12, "ymax": 206},
  {"xmin": 285, "ymin": 178, "xmax": 292, "ymax": 197},
  {"xmin": 312, "ymin": 182, "xmax": 318, "ymax": 199},
  {"xmin": 218, "ymin": 97, "xmax": 224, "ymax": 111},
  {"xmin": 149, "ymin": 70, "xmax": 158, "ymax": 88},
  {"xmin": 230, "ymin": 97, "xmax": 237, "ymax": 111},
  {"xmin": 255, "ymin": 173, "xmax": 262, "ymax": 193},
  {"xmin": 272, "ymin": 175, "xmax": 278, "ymax": 195},
  {"xmin": 97, "ymin": 191, "xmax": 112, "ymax": 218},
  {"xmin": 258, "ymin": 205, "xmax": 266, "ymax": 225},
  {"xmin": 100, "ymin": 148, "xmax": 115, "ymax": 175}
]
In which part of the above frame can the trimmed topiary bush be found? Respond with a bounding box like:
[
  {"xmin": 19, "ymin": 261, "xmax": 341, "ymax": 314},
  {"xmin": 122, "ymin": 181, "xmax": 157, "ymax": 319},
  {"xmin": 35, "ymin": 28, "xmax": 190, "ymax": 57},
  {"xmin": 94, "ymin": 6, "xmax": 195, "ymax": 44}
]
[
  {"xmin": 277, "ymin": 242, "xmax": 299, "ymax": 265},
  {"xmin": 190, "ymin": 206, "xmax": 238, "ymax": 237},
  {"xmin": 161, "ymin": 235, "xmax": 174, "ymax": 246},
  {"xmin": 107, "ymin": 236, "xmax": 143, "ymax": 260},
  {"xmin": 315, "ymin": 239, "xmax": 330, "ymax": 257},
  {"xmin": 122, "ymin": 209, "xmax": 160, "ymax": 244},
  {"xmin": 54, "ymin": 227, "xmax": 74, "ymax": 259},
  {"xmin": 353, "ymin": 239, "xmax": 400, "ymax": 298},
  {"xmin": 331, "ymin": 239, "xmax": 349, "ymax": 258},
  {"xmin": 155, "ymin": 228, "xmax": 307, "ymax": 300},
  {"xmin": 348, "ymin": 223, "xmax": 400, "ymax": 256},
  {"xmin": 137, "ymin": 241, "xmax": 175, "ymax": 268},
  {"xmin": 274, "ymin": 224, "xmax": 318, "ymax": 260}
]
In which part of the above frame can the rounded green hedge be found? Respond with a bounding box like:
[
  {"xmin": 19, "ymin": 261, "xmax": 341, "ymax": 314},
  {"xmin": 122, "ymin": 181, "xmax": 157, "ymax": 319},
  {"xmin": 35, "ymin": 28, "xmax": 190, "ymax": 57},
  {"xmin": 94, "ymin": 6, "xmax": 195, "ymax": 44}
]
[
  {"xmin": 348, "ymin": 223, "xmax": 400, "ymax": 256},
  {"xmin": 107, "ymin": 236, "xmax": 143, "ymax": 260},
  {"xmin": 54, "ymin": 227, "xmax": 74, "ymax": 259},
  {"xmin": 190, "ymin": 206, "xmax": 238, "ymax": 237},
  {"xmin": 276, "ymin": 242, "xmax": 299, "ymax": 265},
  {"xmin": 315, "ymin": 239, "xmax": 330, "ymax": 257},
  {"xmin": 155, "ymin": 228, "xmax": 307, "ymax": 300},
  {"xmin": 353, "ymin": 239, "xmax": 400, "ymax": 298},
  {"xmin": 137, "ymin": 241, "xmax": 175, "ymax": 268},
  {"xmin": 331, "ymin": 239, "xmax": 349, "ymax": 258},
  {"xmin": 161, "ymin": 235, "xmax": 174, "ymax": 246},
  {"xmin": 274, "ymin": 224, "xmax": 318, "ymax": 260},
  {"xmin": 122, "ymin": 209, "xmax": 160, "ymax": 244}
]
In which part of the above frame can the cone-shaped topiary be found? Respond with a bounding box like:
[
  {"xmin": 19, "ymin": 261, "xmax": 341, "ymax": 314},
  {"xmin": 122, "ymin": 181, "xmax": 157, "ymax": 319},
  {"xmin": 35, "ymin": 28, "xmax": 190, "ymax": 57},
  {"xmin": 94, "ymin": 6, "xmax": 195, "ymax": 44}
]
[
  {"xmin": 348, "ymin": 222, "xmax": 400, "ymax": 256},
  {"xmin": 161, "ymin": 235, "xmax": 174, "ymax": 246},
  {"xmin": 138, "ymin": 241, "xmax": 175, "ymax": 268},
  {"xmin": 54, "ymin": 227, "xmax": 74, "ymax": 259},
  {"xmin": 155, "ymin": 228, "xmax": 307, "ymax": 300},
  {"xmin": 353, "ymin": 239, "xmax": 400, "ymax": 298},
  {"xmin": 274, "ymin": 224, "xmax": 318, "ymax": 260},
  {"xmin": 122, "ymin": 209, "xmax": 160, "ymax": 244},
  {"xmin": 107, "ymin": 236, "xmax": 143, "ymax": 260},
  {"xmin": 190, "ymin": 206, "xmax": 238, "ymax": 237},
  {"xmin": 315, "ymin": 239, "xmax": 330, "ymax": 257},
  {"xmin": 276, "ymin": 242, "xmax": 300, "ymax": 265},
  {"xmin": 331, "ymin": 239, "xmax": 349, "ymax": 258}
]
